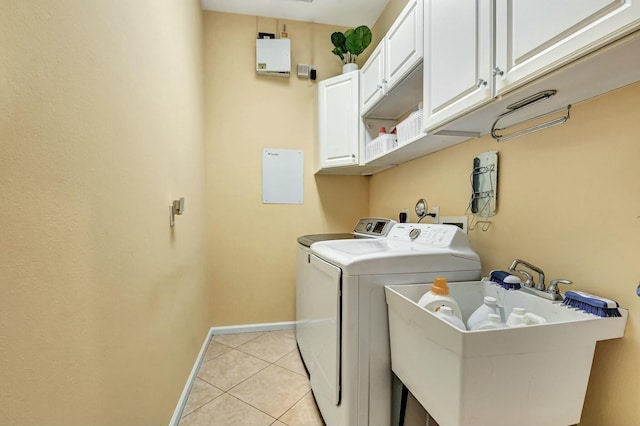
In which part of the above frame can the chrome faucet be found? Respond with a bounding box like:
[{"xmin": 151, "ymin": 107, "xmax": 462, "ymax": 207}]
[
  {"xmin": 517, "ymin": 269, "xmax": 535, "ymax": 287},
  {"xmin": 546, "ymin": 279, "xmax": 573, "ymax": 298},
  {"xmin": 508, "ymin": 259, "xmax": 546, "ymax": 291}
]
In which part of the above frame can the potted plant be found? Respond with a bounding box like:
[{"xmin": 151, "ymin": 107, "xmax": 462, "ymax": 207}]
[{"xmin": 331, "ymin": 25, "xmax": 372, "ymax": 73}]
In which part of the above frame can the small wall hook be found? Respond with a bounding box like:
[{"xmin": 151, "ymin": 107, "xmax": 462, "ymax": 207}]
[{"xmin": 170, "ymin": 197, "xmax": 185, "ymax": 227}]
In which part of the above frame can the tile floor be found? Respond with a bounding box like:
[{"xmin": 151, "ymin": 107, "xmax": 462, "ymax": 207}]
[{"xmin": 178, "ymin": 329, "xmax": 325, "ymax": 426}]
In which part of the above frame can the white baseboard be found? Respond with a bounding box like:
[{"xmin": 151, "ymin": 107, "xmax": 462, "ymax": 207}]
[
  {"xmin": 209, "ymin": 321, "xmax": 295, "ymax": 335},
  {"xmin": 168, "ymin": 328, "xmax": 214, "ymax": 426},
  {"xmin": 168, "ymin": 321, "xmax": 296, "ymax": 425}
]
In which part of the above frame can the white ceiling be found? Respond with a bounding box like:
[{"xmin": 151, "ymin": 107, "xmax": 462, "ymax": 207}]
[{"xmin": 200, "ymin": 0, "xmax": 389, "ymax": 28}]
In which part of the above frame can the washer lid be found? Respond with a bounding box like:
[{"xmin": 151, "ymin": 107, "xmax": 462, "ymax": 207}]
[
  {"xmin": 311, "ymin": 224, "xmax": 481, "ymax": 276},
  {"xmin": 318, "ymin": 239, "xmax": 389, "ymax": 255}
]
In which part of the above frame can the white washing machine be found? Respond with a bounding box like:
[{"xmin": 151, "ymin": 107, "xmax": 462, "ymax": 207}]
[
  {"xmin": 300, "ymin": 223, "xmax": 481, "ymax": 426},
  {"xmin": 296, "ymin": 218, "xmax": 396, "ymax": 379}
]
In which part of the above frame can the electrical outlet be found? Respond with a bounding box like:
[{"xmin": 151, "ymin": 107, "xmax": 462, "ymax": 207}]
[
  {"xmin": 432, "ymin": 206, "xmax": 439, "ymax": 224},
  {"xmin": 439, "ymin": 215, "xmax": 469, "ymax": 234},
  {"xmin": 400, "ymin": 208, "xmax": 409, "ymax": 223}
]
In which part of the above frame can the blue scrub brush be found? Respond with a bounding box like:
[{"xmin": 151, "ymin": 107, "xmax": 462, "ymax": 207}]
[
  {"xmin": 562, "ymin": 290, "xmax": 621, "ymax": 317},
  {"xmin": 490, "ymin": 270, "xmax": 521, "ymax": 290}
]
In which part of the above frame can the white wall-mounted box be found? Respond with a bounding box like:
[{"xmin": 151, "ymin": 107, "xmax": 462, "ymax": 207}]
[{"xmin": 256, "ymin": 39, "xmax": 291, "ymax": 77}]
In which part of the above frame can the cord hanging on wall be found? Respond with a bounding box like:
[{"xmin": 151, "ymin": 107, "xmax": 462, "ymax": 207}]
[
  {"xmin": 466, "ymin": 151, "xmax": 498, "ymax": 231},
  {"xmin": 415, "ymin": 198, "xmax": 439, "ymax": 223}
]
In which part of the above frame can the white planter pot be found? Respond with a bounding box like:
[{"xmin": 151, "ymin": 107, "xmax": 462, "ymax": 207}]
[{"xmin": 342, "ymin": 63, "xmax": 359, "ymax": 73}]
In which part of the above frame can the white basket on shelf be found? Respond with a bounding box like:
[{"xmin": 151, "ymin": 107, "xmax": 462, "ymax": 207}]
[
  {"xmin": 366, "ymin": 133, "xmax": 397, "ymax": 161},
  {"xmin": 396, "ymin": 109, "xmax": 423, "ymax": 146}
]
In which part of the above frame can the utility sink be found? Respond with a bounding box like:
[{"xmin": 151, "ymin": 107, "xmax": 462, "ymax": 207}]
[{"xmin": 385, "ymin": 280, "xmax": 628, "ymax": 426}]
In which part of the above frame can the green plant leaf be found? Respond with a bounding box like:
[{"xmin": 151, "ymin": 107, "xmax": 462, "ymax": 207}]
[
  {"xmin": 345, "ymin": 25, "xmax": 372, "ymax": 57},
  {"xmin": 331, "ymin": 46, "xmax": 344, "ymax": 60},
  {"xmin": 331, "ymin": 32, "xmax": 347, "ymax": 52}
]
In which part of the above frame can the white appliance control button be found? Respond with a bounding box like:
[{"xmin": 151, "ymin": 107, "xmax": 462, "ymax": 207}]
[{"xmin": 409, "ymin": 228, "xmax": 421, "ymax": 239}]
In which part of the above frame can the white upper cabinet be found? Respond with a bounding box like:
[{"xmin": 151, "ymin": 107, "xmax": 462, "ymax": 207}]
[
  {"xmin": 360, "ymin": 43, "xmax": 385, "ymax": 115},
  {"xmin": 385, "ymin": 0, "xmax": 424, "ymax": 91},
  {"xmin": 318, "ymin": 71, "xmax": 360, "ymax": 169},
  {"xmin": 360, "ymin": 0, "xmax": 424, "ymax": 116},
  {"xmin": 423, "ymin": 0, "xmax": 493, "ymax": 132},
  {"xmin": 319, "ymin": 0, "xmax": 640, "ymax": 174},
  {"xmin": 495, "ymin": 0, "xmax": 640, "ymax": 94},
  {"xmin": 424, "ymin": 0, "xmax": 640, "ymax": 132}
]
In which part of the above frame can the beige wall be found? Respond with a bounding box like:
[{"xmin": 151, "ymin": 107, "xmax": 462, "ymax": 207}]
[
  {"xmin": 368, "ymin": 3, "xmax": 639, "ymax": 421},
  {"xmin": 202, "ymin": 12, "xmax": 369, "ymax": 326},
  {"xmin": 370, "ymin": 83, "xmax": 640, "ymax": 426},
  {"xmin": 0, "ymin": 1, "xmax": 209, "ymax": 424},
  {"xmin": 3, "ymin": 0, "xmax": 637, "ymax": 424},
  {"xmin": 369, "ymin": 0, "xmax": 410, "ymax": 58}
]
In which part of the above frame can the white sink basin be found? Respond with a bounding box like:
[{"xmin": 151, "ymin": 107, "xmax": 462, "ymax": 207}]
[{"xmin": 385, "ymin": 280, "xmax": 627, "ymax": 426}]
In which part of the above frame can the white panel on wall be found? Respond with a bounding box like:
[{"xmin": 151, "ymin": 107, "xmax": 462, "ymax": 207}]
[{"xmin": 262, "ymin": 149, "xmax": 304, "ymax": 204}]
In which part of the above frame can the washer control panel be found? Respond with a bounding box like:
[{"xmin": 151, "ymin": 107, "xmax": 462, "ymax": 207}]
[
  {"xmin": 388, "ymin": 223, "xmax": 461, "ymax": 248},
  {"xmin": 353, "ymin": 217, "xmax": 396, "ymax": 237}
]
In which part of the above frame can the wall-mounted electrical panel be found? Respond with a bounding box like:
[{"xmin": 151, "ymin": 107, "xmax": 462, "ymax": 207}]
[{"xmin": 256, "ymin": 39, "xmax": 291, "ymax": 77}]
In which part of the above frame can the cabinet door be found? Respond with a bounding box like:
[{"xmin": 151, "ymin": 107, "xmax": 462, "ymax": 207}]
[
  {"xmin": 385, "ymin": 0, "xmax": 424, "ymax": 92},
  {"xmin": 318, "ymin": 71, "xmax": 360, "ymax": 168},
  {"xmin": 495, "ymin": 0, "xmax": 640, "ymax": 94},
  {"xmin": 360, "ymin": 43, "xmax": 385, "ymax": 115},
  {"xmin": 423, "ymin": 0, "xmax": 493, "ymax": 132}
]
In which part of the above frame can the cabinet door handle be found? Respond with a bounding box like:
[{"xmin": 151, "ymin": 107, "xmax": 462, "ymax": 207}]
[
  {"xmin": 476, "ymin": 79, "xmax": 487, "ymax": 88},
  {"xmin": 492, "ymin": 67, "xmax": 504, "ymax": 77}
]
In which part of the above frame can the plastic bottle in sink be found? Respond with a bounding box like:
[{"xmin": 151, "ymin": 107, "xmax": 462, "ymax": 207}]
[
  {"xmin": 506, "ymin": 307, "xmax": 528, "ymax": 327},
  {"xmin": 467, "ymin": 296, "xmax": 501, "ymax": 330},
  {"xmin": 417, "ymin": 277, "xmax": 463, "ymax": 320},
  {"xmin": 523, "ymin": 312, "xmax": 547, "ymax": 325},
  {"xmin": 435, "ymin": 306, "xmax": 467, "ymax": 330},
  {"xmin": 506, "ymin": 308, "xmax": 548, "ymax": 327},
  {"xmin": 473, "ymin": 314, "xmax": 507, "ymax": 330}
]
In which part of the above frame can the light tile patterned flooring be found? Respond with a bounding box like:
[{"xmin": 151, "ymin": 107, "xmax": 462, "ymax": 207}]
[{"xmin": 179, "ymin": 330, "xmax": 325, "ymax": 426}]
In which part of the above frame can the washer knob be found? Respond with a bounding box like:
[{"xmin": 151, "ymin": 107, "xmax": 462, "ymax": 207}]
[
  {"xmin": 366, "ymin": 222, "xmax": 373, "ymax": 232},
  {"xmin": 409, "ymin": 228, "xmax": 421, "ymax": 239}
]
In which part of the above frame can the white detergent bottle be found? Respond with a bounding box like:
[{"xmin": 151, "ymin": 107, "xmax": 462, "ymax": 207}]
[
  {"xmin": 435, "ymin": 306, "xmax": 467, "ymax": 330},
  {"xmin": 466, "ymin": 296, "xmax": 500, "ymax": 330},
  {"xmin": 472, "ymin": 314, "xmax": 507, "ymax": 330},
  {"xmin": 417, "ymin": 277, "xmax": 462, "ymax": 320},
  {"xmin": 506, "ymin": 307, "xmax": 527, "ymax": 327},
  {"xmin": 523, "ymin": 312, "xmax": 547, "ymax": 325}
]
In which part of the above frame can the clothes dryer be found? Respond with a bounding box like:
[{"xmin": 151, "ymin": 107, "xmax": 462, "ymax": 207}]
[{"xmin": 296, "ymin": 218, "xmax": 395, "ymax": 378}]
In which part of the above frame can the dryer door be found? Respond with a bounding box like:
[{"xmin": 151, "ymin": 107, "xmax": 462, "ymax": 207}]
[
  {"xmin": 295, "ymin": 246, "xmax": 313, "ymax": 371},
  {"xmin": 308, "ymin": 254, "xmax": 342, "ymax": 407}
]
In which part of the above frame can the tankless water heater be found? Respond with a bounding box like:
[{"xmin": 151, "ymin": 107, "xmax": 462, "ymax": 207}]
[{"xmin": 256, "ymin": 39, "xmax": 291, "ymax": 77}]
